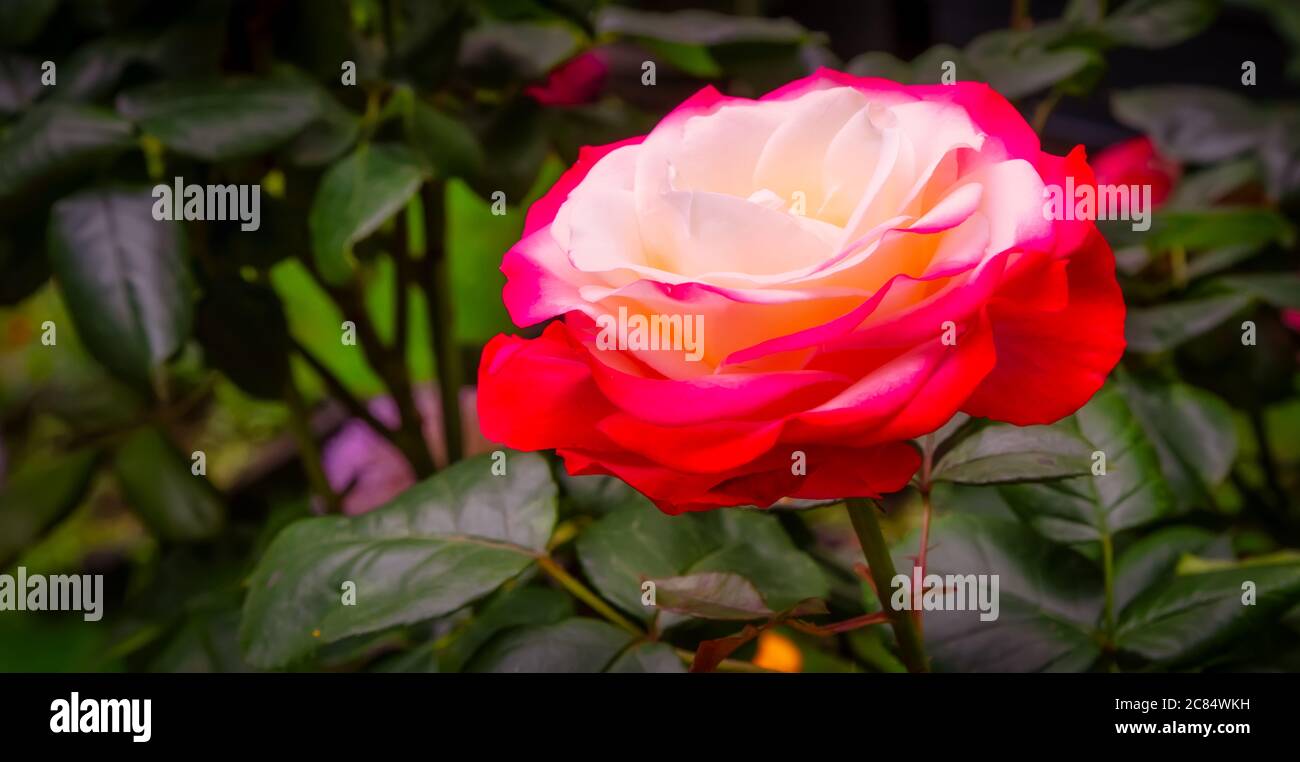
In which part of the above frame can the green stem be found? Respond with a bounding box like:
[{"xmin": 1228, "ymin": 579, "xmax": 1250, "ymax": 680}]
[
  {"xmin": 1169, "ymin": 245, "xmax": 1188, "ymax": 289},
  {"xmin": 1032, "ymin": 89, "xmax": 1062, "ymax": 134},
  {"xmin": 283, "ymin": 379, "xmax": 343, "ymax": 514},
  {"xmin": 420, "ymin": 183, "xmax": 465, "ymax": 466},
  {"xmin": 1100, "ymin": 530, "xmax": 1116, "ymax": 636},
  {"xmin": 846, "ymin": 498, "xmax": 929, "ymax": 673},
  {"xmin": 537, "ymin": 555, "xmax": 642, "ymax": 636}
]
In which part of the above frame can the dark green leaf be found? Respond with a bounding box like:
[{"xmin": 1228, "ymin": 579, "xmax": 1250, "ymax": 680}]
[
  {"xmin": 1149, "ymin": 207, "xmax": 1293, "ymax": 252},
  {"xmin": 283, "ymin": 90, "xmax": 360, "ymax": 168},
  {"xmin": 1218, "ymin": 273, "xmax": 1300, "ymax": 310},
  {"xmin": 1113, "ymin": 526, "xmax": 1218, "ymax": 612},
  {"xmin": 457, "ymin": 21, "xmax": 580, "ymax": 84},
  {"xmin": 1112, "ymin": 87, "xmax": 1263, "ymax": 164},
  {"xmin": 651, "ymin": 572, "xmax": 776, "ymax": 620},
  {"xmin": 438, "ymin": 585, "xmax": 573, "ymax": 672},
  {"xmin": 116, "ymin": 78, "xmax": 321, "ymax": 161},
  {"xmin": 0, "ymin": 450, "xmax": 99, "ymax": 566},
  {"xmin": 409, "ymin": 101, "xmax": 484, "ymax": 180},
  {"xmin": 1101, "ymin": 0, "xmax": 1216, "ymax": 49},
  {"xmin": 605, "ymin": 641, "xmax": 686, "ymax": 673},
  {"xmin": 576, "ymin": 494, "xmax": 828, "ymax": 624},
  {"xmin": 1117, "ymin": 374, "xmax": 1238, "ymax": 509},
  {"xmin": 113, "ymin": 427, "xmax": 225, "ymax": 541},
  {"xmin": 596, "ymin": 7, "xmax": 810, "ymax": 46},
  {"xmin": 466, "ymin": 618, "xmax": 633, "ymax": 673},
  {"xmin": 966, "ymin": 29, "xmax": 1101, "ymax": 99},
  {"xmin": 309, "ymin": 144, "xmax": 425, "ymax": 285},
  {"xmin": 898, "ymin": 513, "xmax": 1103, "ymax": 672},
  {"xmin": 1116, "ymin": 561, "xmax": 1300, "ymax": 665},
  {"xmin": 48, "ymin": 189, "xmax": 192, "ymax": 389},
  {"xmin": 1166, "ymin": 158, "xmax": 1261, "ymax": 210},
  {"xmin": 931, "ymin": 423, "xmax": 1094, "ymax": 485},
  {"xmin": 0, "ymin": 104, "xmax": 135, "ymax": 202},
  {"xmin": 239, "ymin": 452, "xmax": 556, "ymax": 668},
  {"xmin": 1000, "ymin": 385, "xmax": 1174, "ymax": 543},
  {"xmin": 1125, "ymin": 293, "xmax": 1252, "ymax": 354}
]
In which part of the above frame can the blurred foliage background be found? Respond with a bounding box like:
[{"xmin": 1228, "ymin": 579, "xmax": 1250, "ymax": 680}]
[{"xmin": 2, "ymin": 0, "xmax": 1300, "ymax": 673}]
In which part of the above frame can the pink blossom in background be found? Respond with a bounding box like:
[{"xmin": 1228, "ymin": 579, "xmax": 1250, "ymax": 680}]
[
  {"xmin": 322, "ymin": 387, "xmax": 487, "ymax": 515},
  {"xmin": 524, "ymin": 50, "xmax": 609, "ymax": 106}
]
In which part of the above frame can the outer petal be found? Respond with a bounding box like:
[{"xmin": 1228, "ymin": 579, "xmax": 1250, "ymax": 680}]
[
  {"xmin": 961, "ymin": 230, "xmax": 1126, "ymax": 425},
  {"xmin": 477, "ymin": 323, "xmax": 616, "ymax": 452}
]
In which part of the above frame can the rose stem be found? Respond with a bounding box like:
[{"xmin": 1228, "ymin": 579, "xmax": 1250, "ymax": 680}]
[
  {"xmin": 536, "ymin": 555, "xmax": 642, "ymax": 636},
  {"xmin": 845, "ymin": 498, "xmax": 930, "ymax": 673}
]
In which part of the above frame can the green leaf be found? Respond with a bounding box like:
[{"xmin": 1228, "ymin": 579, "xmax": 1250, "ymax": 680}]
[
  {"xmin": 605, "ymin": 641, "xmax": 686, "ymax": 673},
  {"xmin": 239, "ymin": 451, "xmax": 556, "ymax": 668},
  {"xmin": 844, "ymin": 51, "xmax": 912, "ymax": 81},
  {"xmin": 465, "ymin": 618, "xmax": 635, "ymax": 673},
  {"xmin": 1124, "ymin": 293, "xmax": 1252, "ymax": 354},
  {"xmin": 1113, "ymin": 526, "xmax": 1218, "ymax": 612},
  {"xmin": 1184, "ymin": 243, "xmax": 1266, "ymax": 280},
  {"xmin": 269, "ymin": 258, "xmax": 384, "ymax": 398},
  {"xmin": 651, "ymin": 572, "xmax": 777, "ymax": 620},
  {"xmin": 1166, "ymin": 158, "xmax": 1261, "ymax": 210},
  {"xmin": 309, "ymin": 144, "xmax": 425, "ymax": 285},
  {"xmin": 283, "ymin": 90, "xmax": 360, "ymax": 168},
  {"xmin": 1101, "ymin": 0, "xmax": 1217, "ymax": 49},
  {"xmin": 1112, "ymin": 87, "xmax": 1263, "ymax": 164},
  {"xmin": 1148, "ymin": 207, "xmax": 1294, "ymax": 252},
  {"xmin": 457, "ymin": 21, "xmax": 580, "ymax": 84},
  {"xmin": 1115, "ymin": 561, "xmax": 1300, "ymax": 665},
  {"xmin": 0, "ymin": 104, "xmax": 135, "ymax": 201},
  {"xmin": 966, "ymin": 29, "xmax": 1101, "ymax": 99},
  {"xmin": 1117, "ymin": 375, "xmax": 1238, "ymax": 510},
  {"xmin": 1217, "ymin": 272, "xmax": 1300, "ymax": 310},
  {"xmin": 898, "ymin": 513, "xmax": 1103, "ymax": 672},
  {"xmin": 576, "ymin": 493, "xmax": 828, "ymax": 624},
  {"xmin": 0, "ymin": 450, "xmax": 99, "ymax": 566},
  {"xmin": 113, "ymin": 427, "xmax": 225, "ymax": 541},
  {"xmin": 596, "ymin": 7, "xmax": 810, "ymax": 46},
  {"xmin": 408, "ymin": 101, "xmax": 484, "ymax": 180},
  {"xmin": 1000, "ymin": 385, "xmax": 1174, "ymax": 543},
  {"xmin": 116, "ymin": 78, "xmax": 321, "ymax": 161},
  {"xmin": 931, "ymin": 423, "xmax": 1094, "ymax": 485},
  {"xmin": 438, "ymin": 585, "xmax": 573, "ymax": 673},
  {"xmin": 447, "ymin": 157, "xmax": 563, "ymax": 344},
  {"xmin": 48, "ymin": 189, "xmax": 192, "ymax": 390}
]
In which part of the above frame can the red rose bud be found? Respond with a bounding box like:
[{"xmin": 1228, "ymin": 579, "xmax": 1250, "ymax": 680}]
[
  {"xmin": 1091, "ymin": 136, "xmax": 1181, "ymax": 207},
  {"xmin": 524, "ymin": 50, "xmax": 609, "ymax": 107}
]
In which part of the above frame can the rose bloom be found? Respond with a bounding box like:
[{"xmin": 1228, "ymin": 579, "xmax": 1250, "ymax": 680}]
[
  {"xmin": 1091, "ymin": 136, "xmax": 1180, "ymax": 207},
  {"xmin": 478, "ymin": 70, "xmax": 1126, "ymax": 514}
]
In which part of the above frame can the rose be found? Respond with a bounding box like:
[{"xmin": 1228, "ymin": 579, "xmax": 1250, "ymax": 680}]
[
  {"xmin": 1091, "ymin": 136, "xmax": 1180, "ymax": 207},
  {"xmin": 478, "ymin": 69, "xmax": 1126, "ymax": 514}
]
